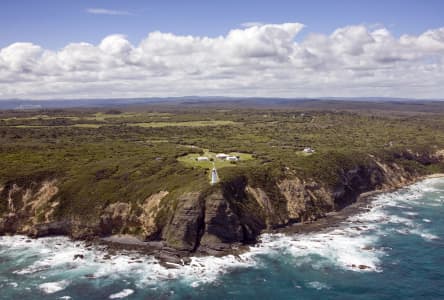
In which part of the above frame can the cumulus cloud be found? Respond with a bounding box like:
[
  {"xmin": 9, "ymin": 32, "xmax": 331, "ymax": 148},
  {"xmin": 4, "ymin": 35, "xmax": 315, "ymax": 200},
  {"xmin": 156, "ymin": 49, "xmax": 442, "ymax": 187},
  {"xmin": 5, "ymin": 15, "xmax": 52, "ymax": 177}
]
[
  {"xmin": 1, "ymin": 22, "xmax": 444, "ymax": 99},
  {"xmin": 241, "ymin": 22, "xmax": 264, "ymax": 28}
]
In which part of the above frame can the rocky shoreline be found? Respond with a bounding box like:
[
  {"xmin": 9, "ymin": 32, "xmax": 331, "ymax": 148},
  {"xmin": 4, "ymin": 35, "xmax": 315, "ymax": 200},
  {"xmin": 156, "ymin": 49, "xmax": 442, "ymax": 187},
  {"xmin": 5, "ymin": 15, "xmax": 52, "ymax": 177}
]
[
  {"xmin": 96, "ymin": 173, "xmax": 444, "ymax": 265},
  {"xmin": 271, "ymin": 173, "xmax": 444, "ymax": 236}
]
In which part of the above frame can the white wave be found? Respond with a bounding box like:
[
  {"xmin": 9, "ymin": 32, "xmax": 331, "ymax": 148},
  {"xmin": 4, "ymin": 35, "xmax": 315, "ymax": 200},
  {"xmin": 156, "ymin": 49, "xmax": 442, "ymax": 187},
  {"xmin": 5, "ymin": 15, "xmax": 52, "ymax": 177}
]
[
  {"xmin": 38, "ymin": 280, "xmax": 70, "ymax": 294},
  {"xmin": 14, "ymin": 264, "xmax": 52, "ymax": 275},
  {"xmin": 307, "ymin": 281, "xmax": 330, "ymax": 290},
  {"xmin": 134, "ymin": 252, "xmax": 257, "ymax": 287},
  {"xmin": 250, "ymin": 227, "xmax": 383, "ymax": 272},
  {"xmin": 409, "ymin": 229, "xmax": 440, "ymax": 241},
  {"xmin": 0, "ymin": 235, "xmax": 256, "ymax": 288},
  {"xmin": 109, "ymin": 289, "xmax": 134, "ymax": 299},
  {"xmin": 10, "ymin": 237, "xmax": 89, "ymax": 276},
  {"xmin": 403, "ymin": 211, "xmax": 419, "ymax": 216}
]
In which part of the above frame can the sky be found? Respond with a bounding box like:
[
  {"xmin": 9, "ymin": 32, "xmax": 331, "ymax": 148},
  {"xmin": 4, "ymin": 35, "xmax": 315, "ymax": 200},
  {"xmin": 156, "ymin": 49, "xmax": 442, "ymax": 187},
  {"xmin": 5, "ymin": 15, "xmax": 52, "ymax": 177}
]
[{"xmin": 1, "ymin": 0, "xmax": 444, "ymax": 99}]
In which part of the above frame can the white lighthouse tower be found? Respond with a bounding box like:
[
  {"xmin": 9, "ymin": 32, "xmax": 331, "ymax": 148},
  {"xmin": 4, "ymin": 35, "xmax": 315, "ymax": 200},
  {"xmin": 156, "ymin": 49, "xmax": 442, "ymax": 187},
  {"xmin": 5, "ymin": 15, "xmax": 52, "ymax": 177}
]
[{"xmin": 211, "ymin": 163, "xmax": 219, "ymax": 185}]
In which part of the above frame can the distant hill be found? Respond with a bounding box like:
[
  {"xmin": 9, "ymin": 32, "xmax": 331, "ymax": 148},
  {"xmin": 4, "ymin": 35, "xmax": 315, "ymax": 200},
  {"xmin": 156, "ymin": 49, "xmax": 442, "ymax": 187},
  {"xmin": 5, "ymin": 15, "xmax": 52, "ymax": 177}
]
[{"xmin": 0, "ymin": 96, "xmax": 443, "ymax": 112}]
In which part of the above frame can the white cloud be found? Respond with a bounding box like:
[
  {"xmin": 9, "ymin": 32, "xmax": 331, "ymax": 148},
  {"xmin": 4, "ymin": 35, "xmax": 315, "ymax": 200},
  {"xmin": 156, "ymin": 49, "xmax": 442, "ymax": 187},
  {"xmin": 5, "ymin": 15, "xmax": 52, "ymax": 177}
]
[
  {"xmin": 0, "ymin": 42, "xmax": 44, "ymax": 72},
  {"xmin": 241, "ymin": 22, "xmax": 264, "ymax": 28},
  {"xmin": 86, "ymin": 8, "xmax": 132, "ymax": 16},
  {"xmin": 1, "ymin": 23, "xmax": 444, "ymax": 99}
]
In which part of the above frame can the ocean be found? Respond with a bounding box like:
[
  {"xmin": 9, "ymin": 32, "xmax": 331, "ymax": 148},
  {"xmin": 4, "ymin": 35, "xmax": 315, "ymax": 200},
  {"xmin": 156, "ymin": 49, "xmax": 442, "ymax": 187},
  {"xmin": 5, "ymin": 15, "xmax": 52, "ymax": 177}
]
[{"xmin": 1, "ymin": 177, "xmax": 444, "ymax": 300}]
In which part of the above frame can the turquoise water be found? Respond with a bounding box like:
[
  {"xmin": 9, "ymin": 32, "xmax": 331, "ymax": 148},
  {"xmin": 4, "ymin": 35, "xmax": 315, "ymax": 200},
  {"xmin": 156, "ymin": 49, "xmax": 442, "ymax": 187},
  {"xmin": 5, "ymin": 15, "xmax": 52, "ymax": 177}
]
[{"xmin": 1, "ymin": 178, "xmax": 444, "ymax": 300}]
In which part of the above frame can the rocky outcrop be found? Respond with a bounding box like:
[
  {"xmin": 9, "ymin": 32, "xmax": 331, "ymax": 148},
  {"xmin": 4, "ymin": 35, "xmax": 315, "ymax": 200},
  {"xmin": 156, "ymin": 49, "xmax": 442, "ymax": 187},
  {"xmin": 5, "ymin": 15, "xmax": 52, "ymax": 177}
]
[
  {"xmin": 333, "ymin": 158, "xmax": 419, "ymax": 210},
  {"xmin": 436, "ymin": 150, "xmax": 444, "ymax": 160},
  {"xmin": 30, "ymin": 220, "xmax": 71, "ymax": 237},
  {"xmin": 246, "ymin": 186, "xmax": 283, "ymax": 226},
  {"xmin": 139, "ymin": 191, "xmax": 169, "ymax": 240},
  {"xmin": 0, "ymin": 179, "xmax": 59, "ymax": 235},
  {"xmin": 161, "ymin": 192, "xmax": 204, "ymax": 251},
  {"xmin": 99, "ymin": 202, "xmax": 131, "ymax": 235},
  {"xmin": 397, "ymin": 149, "xmax": 442, "ymax": 165},
  {"xmin": 278, "ymin": 178, "xmax": 334, "ymax": 222},
  {"xmin": 199, "ymin": 191, "xmax": 243, "ymax": 252}
]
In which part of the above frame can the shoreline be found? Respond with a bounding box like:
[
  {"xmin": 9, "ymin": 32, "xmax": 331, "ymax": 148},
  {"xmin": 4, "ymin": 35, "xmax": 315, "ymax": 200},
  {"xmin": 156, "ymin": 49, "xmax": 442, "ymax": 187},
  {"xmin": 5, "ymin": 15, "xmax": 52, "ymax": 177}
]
[
  {"xmin": 271, "ymin": 173, "xmax": 444, "ymax": 236},
  {"xmin": 2, "ymin": 173, "xmax": 444, "ymax": 265},
  {"xmin": 98, "ymin": 173, "xmax": 444, "ymax": 264}
]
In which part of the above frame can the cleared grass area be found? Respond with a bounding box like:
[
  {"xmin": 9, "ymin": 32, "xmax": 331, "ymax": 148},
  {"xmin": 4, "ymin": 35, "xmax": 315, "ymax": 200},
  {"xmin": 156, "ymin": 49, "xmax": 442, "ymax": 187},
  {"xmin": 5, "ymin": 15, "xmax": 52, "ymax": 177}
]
[
  {"xmin": 178, "ymin": 149, "xmax": 254, "ymax": 169},
  {"xmin": 127, "ymin": 120, "xmax": 237, "ymax": 128},
  {"xmin": 9, "ymin": 124, "xmax": 106, "ymax": 128},
  {"xmin": 1, "ymin": 115, "xmax": 81, "ymax": 121},
  {"xmin": 71, "ymin": 124, "xmax": 103, "ymax": 128},
  {"xmin": 0, "ymin": 112, "xmax": 142, "ymax": 122},
  {"xmin": 87, "ymin": 112, "xmax": 140, "ymax": 121}
]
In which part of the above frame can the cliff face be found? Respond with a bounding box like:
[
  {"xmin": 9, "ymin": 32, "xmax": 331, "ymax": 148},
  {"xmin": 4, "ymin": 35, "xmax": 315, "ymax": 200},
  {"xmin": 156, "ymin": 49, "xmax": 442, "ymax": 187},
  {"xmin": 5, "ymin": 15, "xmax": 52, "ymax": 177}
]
[
  {"xmin": 0, "ymin": 179, "xmax": 60, "ymax": 235},
  {"xmin": 1, "ymin": 151, "xmax": 443, "ymax": 254}
]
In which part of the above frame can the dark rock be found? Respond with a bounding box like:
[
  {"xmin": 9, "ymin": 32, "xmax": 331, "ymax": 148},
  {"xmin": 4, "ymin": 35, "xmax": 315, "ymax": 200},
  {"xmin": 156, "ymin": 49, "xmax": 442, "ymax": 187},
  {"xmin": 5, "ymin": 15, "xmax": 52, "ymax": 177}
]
[
  {"xmin": 199, "ymin": 192, "xmax": 243, "ymax": 251},
  {"xmin": 156, "ymin": 250, "xmax": 187, "ymax": 267},
  {"xmin": 30, "ymin": 221, "xmax": 71, "ymax": 238},
  {"xmin": 162, "ymin": 192, "xmax": 204, "ymax": 251},
  {"xmin": 74, "ymin": 254, "xmax": 84, "ymax": 260}
]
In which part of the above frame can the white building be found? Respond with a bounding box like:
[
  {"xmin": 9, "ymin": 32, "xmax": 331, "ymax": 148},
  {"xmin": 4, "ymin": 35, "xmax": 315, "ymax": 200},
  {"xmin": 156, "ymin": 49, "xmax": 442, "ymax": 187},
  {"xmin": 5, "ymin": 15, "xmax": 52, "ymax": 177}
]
[
  {"xmin": 226, "ymin": 156, "xmax": 239, "ymax": 161},
  {"xmin": 216, "ymin": 153, "xmax": 228, "ymax": 159},
  {"xmin": 303, "ymin": 147, "xmax": 315, "ymax": 153},
  {"xmin": 197, "ymin": 156, "xmax": 209, "ymax": 161}
]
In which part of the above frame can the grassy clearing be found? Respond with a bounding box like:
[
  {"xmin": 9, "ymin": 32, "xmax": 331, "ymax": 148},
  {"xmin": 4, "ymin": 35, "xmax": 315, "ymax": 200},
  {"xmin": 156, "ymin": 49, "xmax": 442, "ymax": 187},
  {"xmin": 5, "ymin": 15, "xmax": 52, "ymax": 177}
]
[
  {"xmin": 1, "ymin": 115, "xmax": 81, "ymax": 121},
  {"xmin": 178, "ymin": 150, "xmax": 254, "ymax": 169},
  {"xmin": 0, "ymin": 112, "xmax": 139, "ymax": 122},
  {"xmin": 87, "ymin": 112, "xmax": 140, "ymax": 121},
  {"xmin": 71, "ymin": 124, "xmax": 104, "ymax": 128},
  {"xmin": 127, "ymin": 120, "xmax": 237, "ymax": 128},
  {"xmin": 9, "ymin": 124, "xmax": 106, "ymax": 128},
  {"xmin": 4, "ymin": 119, "xmax": 236, "ymax": 129}
]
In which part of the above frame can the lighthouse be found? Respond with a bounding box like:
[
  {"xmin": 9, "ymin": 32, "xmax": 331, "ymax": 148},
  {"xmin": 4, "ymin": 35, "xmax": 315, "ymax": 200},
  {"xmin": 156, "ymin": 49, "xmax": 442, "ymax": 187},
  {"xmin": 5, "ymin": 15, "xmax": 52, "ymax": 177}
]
[{"xmin": 211, "ymin": 163, "xmax": 219, "ymax": 185}]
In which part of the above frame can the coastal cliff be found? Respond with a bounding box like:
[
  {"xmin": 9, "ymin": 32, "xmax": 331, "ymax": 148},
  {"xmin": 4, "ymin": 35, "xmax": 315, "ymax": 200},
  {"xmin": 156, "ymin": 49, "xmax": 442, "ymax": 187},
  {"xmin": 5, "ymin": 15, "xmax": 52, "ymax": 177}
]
[{"xmin": 1, "ymin": 150, "xmax": 443, "ymax": 256}]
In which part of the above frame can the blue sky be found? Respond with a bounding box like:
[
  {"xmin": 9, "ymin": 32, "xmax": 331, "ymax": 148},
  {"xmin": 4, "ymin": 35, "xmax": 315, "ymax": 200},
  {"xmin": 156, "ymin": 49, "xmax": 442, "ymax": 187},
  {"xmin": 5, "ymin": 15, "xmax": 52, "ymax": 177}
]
[{"xmin": 1, "ymin": 0, "xmax": 444, "ymax": 49}]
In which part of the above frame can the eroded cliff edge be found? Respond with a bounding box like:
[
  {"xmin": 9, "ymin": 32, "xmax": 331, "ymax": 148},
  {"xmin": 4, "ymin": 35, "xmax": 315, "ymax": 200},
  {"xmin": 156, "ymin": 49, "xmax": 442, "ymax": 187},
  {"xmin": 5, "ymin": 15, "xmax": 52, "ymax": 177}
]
[{"xmin": 1, "ymin": 150, "xmax": 444, "ymax": 257}]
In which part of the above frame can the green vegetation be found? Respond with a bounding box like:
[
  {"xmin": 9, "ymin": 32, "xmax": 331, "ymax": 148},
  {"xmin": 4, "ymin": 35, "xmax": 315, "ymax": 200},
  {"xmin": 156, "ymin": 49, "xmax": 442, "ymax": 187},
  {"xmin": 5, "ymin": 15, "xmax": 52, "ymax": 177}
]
[{"xmin": 1, "ymin": 103, "xmax": 444, "ymax": 221}]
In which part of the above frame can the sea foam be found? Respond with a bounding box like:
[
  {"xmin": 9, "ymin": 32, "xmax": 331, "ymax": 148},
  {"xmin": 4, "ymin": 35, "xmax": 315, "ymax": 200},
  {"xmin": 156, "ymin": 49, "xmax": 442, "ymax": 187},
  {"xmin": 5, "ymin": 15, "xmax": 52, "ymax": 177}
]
[
  {"xmin": 38, "ymin": 280, "xmax": 70, "ymax": 294},
  {"xmin": 109, "ymin": 289, "xmax": 134, "ymax": 299}
]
